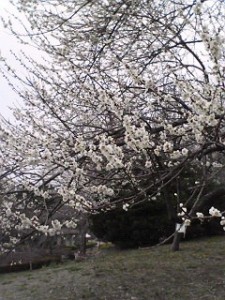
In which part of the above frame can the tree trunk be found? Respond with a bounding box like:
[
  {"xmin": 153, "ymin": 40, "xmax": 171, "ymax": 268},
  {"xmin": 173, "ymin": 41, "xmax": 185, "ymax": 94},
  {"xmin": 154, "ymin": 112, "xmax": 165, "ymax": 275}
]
[
  {"xmin": 171, "ymin": 230, "xmax": 182, "ymax": 251},
  {"xmin": 78, "ymin": 214, "xmax": 89, "ymax": 256}
]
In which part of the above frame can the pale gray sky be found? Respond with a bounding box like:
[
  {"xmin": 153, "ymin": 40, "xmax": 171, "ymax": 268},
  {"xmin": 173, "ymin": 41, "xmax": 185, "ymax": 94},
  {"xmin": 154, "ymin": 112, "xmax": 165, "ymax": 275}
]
[
  {"xmin": 0, "ymin": 0, "xmax": 19, "ymax": 120},
  {"xmin": 0, "ymin": 0, "xmax": 37, "ymax": 121}
]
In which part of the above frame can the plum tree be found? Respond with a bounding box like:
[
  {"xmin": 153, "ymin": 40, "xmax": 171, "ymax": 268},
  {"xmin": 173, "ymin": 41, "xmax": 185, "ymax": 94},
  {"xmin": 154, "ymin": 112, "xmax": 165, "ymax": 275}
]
[{"xmin": 0, "ymin": 0, "xmax": 225, "ymax": 252}]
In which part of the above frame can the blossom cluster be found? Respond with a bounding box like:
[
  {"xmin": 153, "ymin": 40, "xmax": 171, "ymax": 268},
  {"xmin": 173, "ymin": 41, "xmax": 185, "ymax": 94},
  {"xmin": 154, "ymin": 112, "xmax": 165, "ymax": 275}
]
[{"xmin": 177, "ymin": 204, "xmax": 225, "ymax": 232}]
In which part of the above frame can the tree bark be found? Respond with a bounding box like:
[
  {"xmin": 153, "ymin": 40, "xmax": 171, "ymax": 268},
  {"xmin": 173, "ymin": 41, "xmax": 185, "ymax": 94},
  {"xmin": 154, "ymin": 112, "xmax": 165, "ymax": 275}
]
[
  {"xmin": 171, "ymin": 230, "xmax": 182, "ymax": 251},
  {"xmin": 78, "ymin": 214, "xmax": 89, "ymax": 256},
  {"xmin": 189, "ymin": 187, "xmax": 225, "ymax": 216}
]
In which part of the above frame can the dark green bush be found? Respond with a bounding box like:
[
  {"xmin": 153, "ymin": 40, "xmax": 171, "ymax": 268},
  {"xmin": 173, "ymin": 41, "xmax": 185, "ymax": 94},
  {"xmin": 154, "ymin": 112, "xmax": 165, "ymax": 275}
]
[
  {"xmin": 90, "ymin": 200, "xmax": 174, "ymax": 248},
  {"xmin": 90, "ymin": 186, "xmax": 225, "ymax": 248}
]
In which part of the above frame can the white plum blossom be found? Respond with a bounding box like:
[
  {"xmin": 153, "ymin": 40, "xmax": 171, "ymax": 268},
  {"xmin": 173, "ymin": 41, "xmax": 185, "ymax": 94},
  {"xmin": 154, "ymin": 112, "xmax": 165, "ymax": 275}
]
[
  {"xmin": 209, "ymin": 207, "xmax": 221, "ymax": 217},
  {"xmin": 163, "ymin": 142, "xmax": 173, "ymax": 153},
  {"xmin": 181, "ymin": 148, "xmax": 188, "ymax": 156},
  {"xmin": 145, "ymin": 161, "xmax": 152, "ymax": 168},
  {"xmin": 196, "ymin": 212, "xmax": 204, "ymax": 219},
  {"xmin": 178, "ymin": 206, "xmax": 187, "ymax": 217},
  {"xmin": 123, "ymin": 203, "xmax": 129, "ymax": 211},
  {"xmin": 64, "ymin": 220, "xmax": 77, "ymax": 229},
  {"xmin": 220, "ymin": 217, "xmax": 225, "ymax": 227},
  {"xmin": 212, "ymin": 162, "xmax": 223, "ymax": 168},
  {"xmin": 184, "ymin": 219, "xmax": 191, "ymax": 226}
]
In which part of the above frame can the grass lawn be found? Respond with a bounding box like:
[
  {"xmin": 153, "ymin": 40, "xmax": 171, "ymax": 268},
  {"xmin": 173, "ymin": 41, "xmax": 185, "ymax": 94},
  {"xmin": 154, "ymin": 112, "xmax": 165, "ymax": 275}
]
[{"xmin": 0, "ymin": 236, "xmax": 225, "ymax": 300}]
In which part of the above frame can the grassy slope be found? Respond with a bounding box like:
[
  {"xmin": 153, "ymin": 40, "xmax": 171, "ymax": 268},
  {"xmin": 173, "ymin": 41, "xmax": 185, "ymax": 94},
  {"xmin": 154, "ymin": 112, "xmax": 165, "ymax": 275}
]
[{"xmin": 0, "ymin": 236, "xmax": 225, "ymax": 300}]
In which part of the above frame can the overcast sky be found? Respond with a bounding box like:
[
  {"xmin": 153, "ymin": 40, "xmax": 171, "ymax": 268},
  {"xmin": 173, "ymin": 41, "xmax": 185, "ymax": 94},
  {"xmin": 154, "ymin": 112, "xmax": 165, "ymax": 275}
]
[
  {"xmin": 0, "ymin": 1, "xmax": 16, "ymax": 119},
  {"xmin": 0, "ymin": 0, "xmax": 31, "ymax": 121}
]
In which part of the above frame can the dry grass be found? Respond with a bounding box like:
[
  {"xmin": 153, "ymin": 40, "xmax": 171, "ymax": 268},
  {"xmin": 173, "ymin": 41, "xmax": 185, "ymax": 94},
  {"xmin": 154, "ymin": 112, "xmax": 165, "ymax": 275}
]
[{"xmin": 1, "ymin": 236, "xmax": 225, "ymax": 299}]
